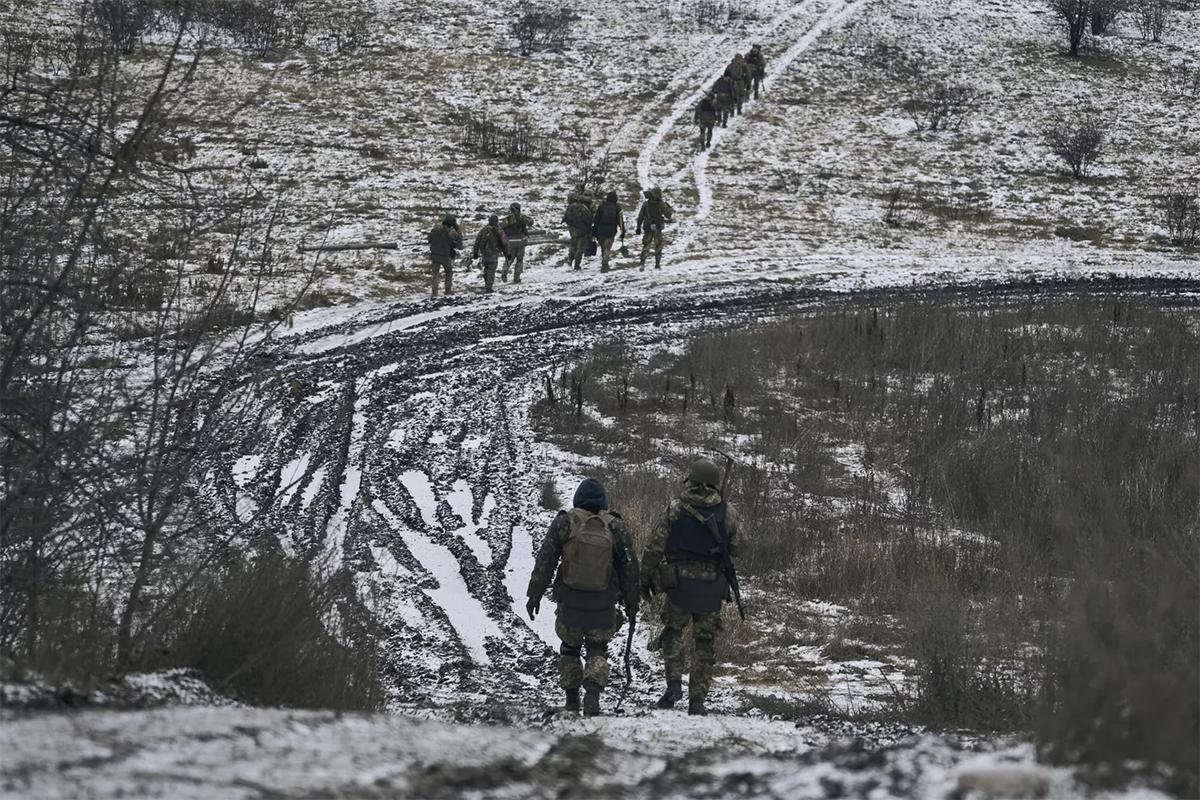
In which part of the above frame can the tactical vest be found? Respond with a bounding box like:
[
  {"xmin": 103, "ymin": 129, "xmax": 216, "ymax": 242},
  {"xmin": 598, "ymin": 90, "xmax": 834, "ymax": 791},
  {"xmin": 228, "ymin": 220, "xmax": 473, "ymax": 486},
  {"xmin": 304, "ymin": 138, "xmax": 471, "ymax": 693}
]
[
  {"xmin": 558, "ymin": 509, "xmax": 619, "ymax": 629},
  {"xmin": 665, "ymin": 503, "xmax": 729, "ymax": 613},
  {"xmin": 593, "ymin": 203, "xmax": 620, "ymax": 236}
]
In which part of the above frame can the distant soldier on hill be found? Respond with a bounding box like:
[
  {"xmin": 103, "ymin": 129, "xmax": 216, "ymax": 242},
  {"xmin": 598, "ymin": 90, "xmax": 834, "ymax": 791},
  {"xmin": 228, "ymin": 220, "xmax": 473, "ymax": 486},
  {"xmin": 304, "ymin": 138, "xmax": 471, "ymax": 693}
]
[
  {"xmin": 470, "ymin": 214, "xmax": 510, "ymax": 293},
  {"xmin": 712, "ymin": 74, "xmax": 735, "ymax": 127},
  {"xmin": 563, "ymin": 187, "xmax": 593, "ymax": 271},
  {"xmin": 526, "ymin": 478, "xmax": 640, "ymax": 717},
  {"xmin": 635, "ymin": 187, "xmax": 673, "ymax": 270},
  {"xmin": 640, "ymin": 458, "xmax": 743, "ymax": 716},
  {"xmin": 501, "ymin": 202, "xmax": 534, "ymax": 284},
  {"xmin": 592, "ymin": 191, "xmax": 626, "ymax": 273},
  {"xmin": 746, "ymin": 44, "xmax": 766, "ymax": 99},
  {"xmin": 694, "ymin": 92, "xmax": 717, "ymax": 150},
  {"xmin": 726, "ymin": 54, "xmax": 750, "ymax": 114},
  {"xmin": 427, "ymin": 214, "xmax": 463, "ymax": 298}
]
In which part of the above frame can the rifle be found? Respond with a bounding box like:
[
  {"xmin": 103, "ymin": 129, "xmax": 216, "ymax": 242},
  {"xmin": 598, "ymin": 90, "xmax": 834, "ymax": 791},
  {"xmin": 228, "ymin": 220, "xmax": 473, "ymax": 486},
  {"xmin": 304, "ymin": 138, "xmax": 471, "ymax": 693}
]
[
  {"xmin": 615, "ymin": 603, "xmax": 636, "ymax": 712},
  {"xmin": 714, "ymin": 449, "xmax": 746, "ymax": 621}
]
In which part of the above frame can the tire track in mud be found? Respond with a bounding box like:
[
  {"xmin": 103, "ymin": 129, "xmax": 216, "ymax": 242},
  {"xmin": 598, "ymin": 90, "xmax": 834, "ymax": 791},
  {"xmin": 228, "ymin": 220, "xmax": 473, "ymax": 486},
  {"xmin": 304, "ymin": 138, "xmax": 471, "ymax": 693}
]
[{"xmin": 205, "ymin": 275, "xmax": 1200, "ymax": 715}]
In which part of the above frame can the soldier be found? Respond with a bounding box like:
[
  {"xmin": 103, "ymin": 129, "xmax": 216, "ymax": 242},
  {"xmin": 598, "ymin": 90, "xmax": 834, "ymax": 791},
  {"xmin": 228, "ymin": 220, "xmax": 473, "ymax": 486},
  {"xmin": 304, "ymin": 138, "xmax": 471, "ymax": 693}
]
[
  {"xmin": 712, "ymin": 74, "xmax": 735, "ymax": 128},
  {"xmin": 591, "ymin": 191, "xmax": 626, "ymax": 273},
  {"xmin": 635, "ymin": 187, "xmax": 673, "ymax": 271},
  {"xmin": 746, "ymin": 44, "xmax": 766, "ymax": 99},
  {"xmin": 694, "ymin": 92, "xmax": 717, "ymax": 150},
  {"xmin": 726, "ymin": 54, "xmax": 750, "ymax": 114},
  {"xmin": 562, "ymin": 187, "xmax": 593, "ymax": 271},
  {"xmin": 470, "ymin": 214, "xmax": 510, "ymax": 293},
  {"xmin": 426, "ymin": 214, "xmax": 463, "ymax": 298},
  {"xmin": 640, "ymin": 458, "xmax": 742, "ymax": 716},
  {"xmin": 501, "ymin": 202, "xmax": 534, "ymax": 284},
  {"xmin": 526, "ymin": 478, "xmax": 640, "ymax": 717}
]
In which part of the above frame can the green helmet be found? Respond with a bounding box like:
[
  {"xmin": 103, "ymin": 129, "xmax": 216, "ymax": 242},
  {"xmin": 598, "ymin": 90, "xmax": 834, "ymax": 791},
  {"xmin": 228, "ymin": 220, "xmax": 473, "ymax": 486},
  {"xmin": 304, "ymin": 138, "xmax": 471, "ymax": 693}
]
[{"xmin": 686, "ymin": 458, "xmax": 721, "ymax": 489}]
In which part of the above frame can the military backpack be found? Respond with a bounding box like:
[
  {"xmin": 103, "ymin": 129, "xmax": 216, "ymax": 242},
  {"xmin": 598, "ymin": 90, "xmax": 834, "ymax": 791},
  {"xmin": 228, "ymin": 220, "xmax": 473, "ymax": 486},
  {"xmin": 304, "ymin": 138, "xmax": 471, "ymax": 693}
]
[{"xmin": 561, "ymin": 508, "xmax": 614, "ymax": 591}]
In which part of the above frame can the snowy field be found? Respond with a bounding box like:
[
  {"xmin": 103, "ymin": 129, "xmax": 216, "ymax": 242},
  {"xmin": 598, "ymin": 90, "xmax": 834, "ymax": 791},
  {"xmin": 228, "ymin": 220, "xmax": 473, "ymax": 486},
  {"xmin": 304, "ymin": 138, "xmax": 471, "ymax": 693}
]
[{"xmin": 3, "ymin": 0, "xmax": 1198, "ymax": 795}]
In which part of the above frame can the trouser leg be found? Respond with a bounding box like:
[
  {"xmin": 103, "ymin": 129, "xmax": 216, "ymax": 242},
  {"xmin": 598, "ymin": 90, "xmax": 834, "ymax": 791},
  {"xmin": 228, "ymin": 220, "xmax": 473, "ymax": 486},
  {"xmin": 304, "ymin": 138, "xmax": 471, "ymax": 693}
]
[
  {"xmin": 512, "ymin": 243, "xmax": 525, "ymax": 282},
  {"xmin": 430, "ymin": 262, "xmax": 440, "ymax": 297},
  {"xmin": 653, "ymin": 231, "xmax": 664, "ymax": 268},
  {"xmin": 559, "ymin": 641, "xmax": 583, "ymax": 690},
  {"xmin": 583, "ymin": 639, "xmax": 610, "ymax": 688},
  {"xmin": 688, "ymin": 609, "xmax": 723, "ymax": 700},
  {"xmin": 659, "ymin": 600, "xmax": 691, "ymax": 684},
  {"xmin": 444, "ymin": 263, "xmax": 453, "ymax": 295},
  {"xmin": 483, "ymin": 259, "xmax": 496, "ymax": 292},
  {"xmin": 599, "ymin": 236, "xmax": 614, "ymax": 271}
]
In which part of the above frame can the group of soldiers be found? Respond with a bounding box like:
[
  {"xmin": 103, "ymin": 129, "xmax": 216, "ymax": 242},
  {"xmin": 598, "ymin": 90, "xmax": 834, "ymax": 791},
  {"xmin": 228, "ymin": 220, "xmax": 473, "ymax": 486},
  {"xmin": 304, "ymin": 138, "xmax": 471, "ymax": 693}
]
[
  {"xmin": 424, "ymin": 45, "xmax": 769, "ymax": 297},
  {"xmin": 525, "ymin": 458, "xmax": 742, "ymax": 717},
  {"xmin": 694, "ymin": 45, "xmax": 767, "ymax": 149},
  {"xmin": 425, "ymin": 187, "xmax": 676, "ymax": 297}
]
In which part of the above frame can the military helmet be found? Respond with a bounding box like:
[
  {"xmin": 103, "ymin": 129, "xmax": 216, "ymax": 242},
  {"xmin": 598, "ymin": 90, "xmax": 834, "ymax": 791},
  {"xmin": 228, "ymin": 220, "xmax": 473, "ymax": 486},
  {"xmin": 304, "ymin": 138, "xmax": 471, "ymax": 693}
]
[
  {"xmin": 651, "ymin": 187, "xmax": 663, "ymax": 199},
  {"xmin": 510, "ymin": 202, "xmax": 521, "ymax": 212},
  {"xmin": 686, "ymin": 458, "xmax": 721, "ymax": 489},
  {"xmin": 488, "ymin": 213, "xmax": 499, "ymax": 225},
  {"xmin": 443, "ymin": 214, "xmax": 458, "ymax": 227}
]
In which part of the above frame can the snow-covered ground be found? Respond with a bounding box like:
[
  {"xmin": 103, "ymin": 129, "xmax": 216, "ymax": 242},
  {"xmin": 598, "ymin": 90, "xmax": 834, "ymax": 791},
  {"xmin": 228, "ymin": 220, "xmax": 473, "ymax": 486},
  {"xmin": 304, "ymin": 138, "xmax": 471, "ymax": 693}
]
[{"xmin": 0, "ymin": 705, "xmax": 1174, "ymax": 799}]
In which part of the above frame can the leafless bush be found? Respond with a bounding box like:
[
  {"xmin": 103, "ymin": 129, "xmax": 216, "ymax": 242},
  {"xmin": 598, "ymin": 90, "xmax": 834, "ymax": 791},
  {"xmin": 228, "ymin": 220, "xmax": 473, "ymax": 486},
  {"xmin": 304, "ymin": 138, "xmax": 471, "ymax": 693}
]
[
  {"xmin": 510, "ymin": 2, "xmax": 577, "ymax": 56},
  {"xmin": 1090, "ymin": 0, "xmax": 1124, "ymax": 33},
  {"xmin": 459, "ymin": 112, "xmax": 555, "ymax": 162},
  {"xmin": 90, "ymin": 0, "xmax": 158, "ymax": 53},
  {"xmin": 661, "ymin": 0, "xmax": 761, "ymax": 31},
  {"xmin": 151, "ymin": 556, "xmax": 383, "ymax": 709},
  {"xmin": 903, "ymin": 80, "xmax": 980, "ymax": 132},
  {"xmin": 1163, "ymin": 62, "xmax": 1200, "ymax": 99},
  {"xmin": 1131, "ymin": 0, "xmax": 1172, "ymax": 41},
  {"xmin": 566, "ymin": 133, "xmax": 612, "ymax": 196},
  {"xmin": 1160, "ymin": 188, "xmax": 1200, "ymax": 247},
  {"xmin": 1047, "ymin": 115, "xmax": 1105, "ymax": 178},
  {"xmin": 1048, "ymin": 0, "xmax": 1093, "ymax": 56},
  {"xmin": 882, "ymin": 184, "xmax": 925, "ymax": 228},
  {"xmin": 157, "ymin": 0, "xmax": 376, "ymax": 56}
]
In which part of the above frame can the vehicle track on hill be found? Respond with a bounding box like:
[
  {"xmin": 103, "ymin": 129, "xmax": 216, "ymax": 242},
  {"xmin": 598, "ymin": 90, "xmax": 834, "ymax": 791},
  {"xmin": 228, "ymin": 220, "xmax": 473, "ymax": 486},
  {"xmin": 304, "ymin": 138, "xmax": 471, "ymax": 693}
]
[{"xmin": 202, "ymin": 275, "xmax": 1199, "ymax": 716}]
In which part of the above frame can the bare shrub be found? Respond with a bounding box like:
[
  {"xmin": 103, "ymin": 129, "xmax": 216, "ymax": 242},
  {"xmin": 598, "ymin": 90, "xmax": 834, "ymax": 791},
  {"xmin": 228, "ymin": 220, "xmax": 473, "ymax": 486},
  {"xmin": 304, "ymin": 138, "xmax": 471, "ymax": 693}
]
[
  {"xmin": 1160, "ymin": 188, "xmax": 1200, "ymax": 247},
  {"xmin": 1132, "ymin": 0, "xmax": 1172, "ymax": 41},
  {"xmin": 566, "ymin": 133, "xmax": 612, "ymax": 197},
  {"xmin": 459, "ymin": 112, "xmax": 555, "ymax": 162},
  {"xmin": 904, "ymin": 80, "xmax": 980, "ymax": 132},
  {"xmin": 661, "ymin": 0, "xmax": 762, "ymax": 31},
  {"xmin": 1090, "ymin": 0, "xmax": 1124, "ymax": 33},
  {"xmin": 881, "ymin": 184, "xmax": 925, "ymax": 228},
  {"xmin": 90, "ymin": 0, "xmax": 158, "ymax": 53},
  {"xmin": 1048, "ymin": 0, "xmax": 1093, "ymax": 56},
  {"xmin": 1047, "ymin": 115, "xmax": 1105, "ymax": 178},
  {"xmin": 510, "ymin": 2, "xmax": 577, "ymax": 56},
  {"xmin": 152, "ymin": 556, "xmax": 383, "ymax": 710}
]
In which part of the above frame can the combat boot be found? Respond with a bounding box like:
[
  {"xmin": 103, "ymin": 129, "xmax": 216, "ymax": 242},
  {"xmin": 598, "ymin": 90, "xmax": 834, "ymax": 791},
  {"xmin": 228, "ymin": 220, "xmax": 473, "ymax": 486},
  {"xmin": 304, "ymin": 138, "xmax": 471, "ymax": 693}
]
[
  {"xmin": 656, "ymin": 680, "xmax": 683, "ymax": 709},
  {"xmin": 564, "ymin": 688, "xmax": 580, "ymax": 712},
  {"xmin": 582, "ymin": 681, "xmax": 602, "ymax": 717},
  {"xmin": 688, "ymin": 698, "xmax": 707, "ymax": 716}
]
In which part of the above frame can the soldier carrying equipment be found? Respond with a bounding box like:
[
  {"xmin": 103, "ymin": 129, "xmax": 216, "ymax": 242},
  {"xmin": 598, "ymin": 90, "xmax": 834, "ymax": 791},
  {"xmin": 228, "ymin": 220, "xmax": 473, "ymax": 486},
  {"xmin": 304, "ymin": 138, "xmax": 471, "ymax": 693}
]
[
  {"xmin": 635, "ymin": 188, "xmax": 674, "ymax": 271},
  {"xmin": 713, "ymin": 74, "xmax": 735, "ymax": 128},
  {"xmin": 427, "ymin": 215, "xmax": 463, "ymax": 298},
  {"xmin": 501, "ymin": 202, "xmax": 534, "ymax": 284},
  {"xmin": 746, "ymin": 44, "xmax": 766, "ymax": 99},
  {"xmin": 563, "ymin": 188, "xmax": 593, "ymax": 271},
  {"xmin": 592, "ymin": 191, "xmax": 626, "ymax": 273},
  {"xmin": 694, "ymin": 93, "xmax": 717, "ymax": 150},
  {"xmin": 527, "ymin": 478, "xmax": 640, "ymax": 717},
  {"xmin": 471, "ymin": 214, "xmax": 511, "ymax": 293},
  {"xmin": 640, "ymin": 458, "xmax": 743, "ymax": 716}
]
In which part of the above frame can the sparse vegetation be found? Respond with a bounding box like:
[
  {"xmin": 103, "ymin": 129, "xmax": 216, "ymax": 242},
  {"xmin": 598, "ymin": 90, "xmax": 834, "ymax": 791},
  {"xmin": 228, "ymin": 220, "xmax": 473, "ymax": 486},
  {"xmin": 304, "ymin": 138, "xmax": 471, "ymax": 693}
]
[
  {"xmin": 1161, "ymin": 187, "xmax": 1200, "ymax": 247},
  {"xmin": 1048, "ymin": 0, "xmax": 1094, "ymax": 56},
  {"xmin": 535, "ymin": 292, "xmax": 1199, "ymax": 793},
  {"xmin": 1047, "ymin": 115, "xmax": 1105, "ymax": 178},
  {"xmin": 1131, "ymin": 0, "xmax": 1172, "ymax": 41},
  {"xmin": 510, "ymin": 2, "xmax": 577, "ymax": 56}
]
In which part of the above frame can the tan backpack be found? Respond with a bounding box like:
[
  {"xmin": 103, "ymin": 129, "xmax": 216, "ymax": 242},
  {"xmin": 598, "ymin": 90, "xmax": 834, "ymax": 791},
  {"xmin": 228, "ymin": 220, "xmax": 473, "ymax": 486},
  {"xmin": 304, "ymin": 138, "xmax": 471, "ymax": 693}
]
[{"xmin": 562, "ymin": 508, "xmax": 614, "ymax": 591}]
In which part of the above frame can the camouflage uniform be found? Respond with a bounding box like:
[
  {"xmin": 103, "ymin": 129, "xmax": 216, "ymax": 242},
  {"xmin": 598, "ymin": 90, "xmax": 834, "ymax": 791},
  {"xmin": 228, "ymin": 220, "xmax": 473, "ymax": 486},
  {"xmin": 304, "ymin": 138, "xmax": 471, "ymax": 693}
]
[
  {"xmin": 640, "ymin": 480, "xmax": 742, "ymax": 705},
  {"xmin": 694, "ymin": 95, "xmax": 717, "ymax": 149},
  {"xmin": 635, "ymin": 189, "xmax": 674, "ymax": 270},
  {"xmin": 501, "ymin": 206, "xmax": 533, "ymax": 283},
  {"xmin": 726, "ymin": 56, "xmax": 751, "ymax": 114},
  {"xmin": 526, "ymin": 481, "xmax": 640, "ymax": 702},
  {"xmin": 712, "ymin": 75, "xmax": 735, "ymax": 128},
  {"xmin": 563, "ymin": 190, "xmax": 593, "ymax": 271},
  {"xmin": 427, "ymin": 216, "xmax": 463, "ymax": 297},
  {"xmin": 591, "ymin": 192, "xmax": 626, "ymax": 273},
  {"xmin": 471, "ymin": 218, "xmax": 510, "ymax": 293},
  {"xmin": 746, "ymin": 46, "xmax": 766, "ymax": 99}
]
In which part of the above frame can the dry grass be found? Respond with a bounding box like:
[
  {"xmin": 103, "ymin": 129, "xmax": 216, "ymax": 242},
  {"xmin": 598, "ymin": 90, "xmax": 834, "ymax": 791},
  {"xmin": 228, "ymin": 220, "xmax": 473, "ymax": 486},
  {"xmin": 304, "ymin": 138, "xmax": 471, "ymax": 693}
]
[{"xmin": 534, "ymin": 291, "xmax": 1199, "ymax": 791}]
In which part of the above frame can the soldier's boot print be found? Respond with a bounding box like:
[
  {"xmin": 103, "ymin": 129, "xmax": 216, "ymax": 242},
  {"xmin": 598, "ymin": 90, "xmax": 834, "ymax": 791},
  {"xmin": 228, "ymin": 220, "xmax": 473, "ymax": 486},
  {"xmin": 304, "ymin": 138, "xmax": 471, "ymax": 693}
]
[
  {"xmin": 564, "ymin": 687, "xmax": 581, "ymax": 712},
  {"xmin": 656, "ymin": 679, "xmax": 683, "ymax": 709},
  {"xmin": 688, "ymin": 697, "xmax": 708, "ymax": 716},
  {"xmin": 583, "ymin": 681, "xmax": 602, "ymax": 717}
]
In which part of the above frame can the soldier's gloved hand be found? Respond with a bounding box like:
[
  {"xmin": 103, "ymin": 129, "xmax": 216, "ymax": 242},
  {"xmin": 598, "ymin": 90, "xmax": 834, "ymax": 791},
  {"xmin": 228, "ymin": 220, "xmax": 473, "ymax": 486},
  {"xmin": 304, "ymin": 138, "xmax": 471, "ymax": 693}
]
[{"xmin": 526, "ymin": 597, "xmax": 540, "ymax": 620}]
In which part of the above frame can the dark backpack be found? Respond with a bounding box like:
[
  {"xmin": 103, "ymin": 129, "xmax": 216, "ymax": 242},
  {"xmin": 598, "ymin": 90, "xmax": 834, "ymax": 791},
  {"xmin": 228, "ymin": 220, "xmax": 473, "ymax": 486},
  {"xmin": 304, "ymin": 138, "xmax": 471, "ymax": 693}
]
[
  {"xmin": 564, "ymin": 201, "xmax": 591, "ymax": 230},
  {"xmin": 562, "ymin": 509, "xmax": 615, "ymax": 591}
]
